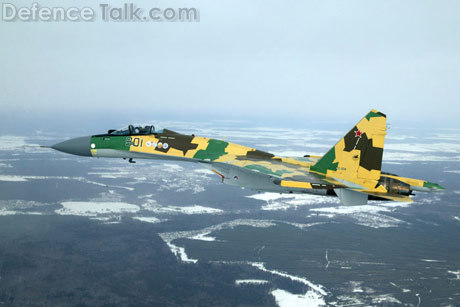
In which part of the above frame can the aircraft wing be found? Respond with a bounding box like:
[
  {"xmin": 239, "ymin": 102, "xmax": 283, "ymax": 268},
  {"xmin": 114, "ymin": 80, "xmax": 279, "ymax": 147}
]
[
  {"xmin": 206, "ymin": 152, "xmax": 340, "ymax": 193},
  {"xmin": 213, "ymin": 156, "xmax": 412, "ymax": 205}
]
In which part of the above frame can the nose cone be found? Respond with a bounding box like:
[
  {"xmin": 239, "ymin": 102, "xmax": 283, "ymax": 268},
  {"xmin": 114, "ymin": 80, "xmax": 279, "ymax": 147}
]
[{"xmin": 51, "ymin": 136, "xmax": 92, "ymax": 157}]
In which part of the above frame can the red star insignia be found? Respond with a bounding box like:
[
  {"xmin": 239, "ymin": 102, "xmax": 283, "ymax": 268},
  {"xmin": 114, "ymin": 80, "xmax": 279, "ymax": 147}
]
[{"xmin": 354, "ymin": 130, "xmax": 363, "ymax": 138}]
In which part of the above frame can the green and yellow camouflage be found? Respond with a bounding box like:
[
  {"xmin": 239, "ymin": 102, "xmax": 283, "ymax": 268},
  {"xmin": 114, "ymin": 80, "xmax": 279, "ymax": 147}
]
[{"xmin": 50, "ymin": 110, "xmax": 445, "ymax": 206}]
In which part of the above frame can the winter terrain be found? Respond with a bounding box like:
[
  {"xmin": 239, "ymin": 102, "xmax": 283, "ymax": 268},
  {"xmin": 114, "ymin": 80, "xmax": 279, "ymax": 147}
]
[{"xmin": 1, "ymin": 121, "xmax": 459, "ymax": 306}]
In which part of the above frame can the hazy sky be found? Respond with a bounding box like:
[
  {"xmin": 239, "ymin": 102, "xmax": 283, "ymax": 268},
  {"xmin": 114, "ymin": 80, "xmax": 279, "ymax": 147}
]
[{"xmin": 1, "ymin": 0, "xmax": 459, "ymax": 131}]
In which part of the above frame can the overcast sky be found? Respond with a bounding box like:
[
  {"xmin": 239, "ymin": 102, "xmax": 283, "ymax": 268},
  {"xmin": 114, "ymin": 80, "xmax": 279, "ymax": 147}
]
[{"xmin": 1, "ymin": 0, "xmax": 459, "ymax": 132}]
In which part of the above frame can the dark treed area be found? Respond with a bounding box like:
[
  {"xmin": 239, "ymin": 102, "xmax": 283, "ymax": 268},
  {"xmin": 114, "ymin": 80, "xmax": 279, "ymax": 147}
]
[{"xmin": 0, "ymin": 215, "xmax": 276, "ymax": 306}]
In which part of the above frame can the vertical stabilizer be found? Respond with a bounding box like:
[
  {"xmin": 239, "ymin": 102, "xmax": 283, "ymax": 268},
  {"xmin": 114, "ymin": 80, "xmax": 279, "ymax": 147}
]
[{"xmin": 311, "ymin": 110, "xmax": 387, "ymax": 186}]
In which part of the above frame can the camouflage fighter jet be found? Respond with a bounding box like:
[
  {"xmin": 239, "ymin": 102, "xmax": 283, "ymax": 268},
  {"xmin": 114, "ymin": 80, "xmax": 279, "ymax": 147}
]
[{"xmin": 50, "ymin": 110, "xmax": 445, "ymax": 205}]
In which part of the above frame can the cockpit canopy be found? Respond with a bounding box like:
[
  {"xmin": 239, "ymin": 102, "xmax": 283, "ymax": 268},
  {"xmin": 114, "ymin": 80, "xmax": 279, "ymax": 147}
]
[{"xmin": 109, "ymin": 125, "xmax": 156, "ymax": 136}]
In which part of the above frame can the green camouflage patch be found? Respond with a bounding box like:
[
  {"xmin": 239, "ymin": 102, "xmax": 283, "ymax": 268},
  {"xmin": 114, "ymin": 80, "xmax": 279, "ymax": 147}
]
[
  {"xmin": 310, "ymin": 148, "xmax": 338, "ymax": 174},
  {"xmin": 193, "ymin": 139, "xmax": 228, "ymax": 161},
  {"xmin": 91, "ymin": 136, "xmax": 129, "ymax": 151},
  {"xmin": 365, "ymin": 111, "xmax": 385, "ymax": 121}
]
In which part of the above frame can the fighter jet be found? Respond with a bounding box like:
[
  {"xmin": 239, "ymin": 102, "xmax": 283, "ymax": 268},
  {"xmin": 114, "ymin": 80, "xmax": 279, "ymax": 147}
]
[{"xmin": 50, "ymin": 110, "xmax": 444, "ymax": 205}]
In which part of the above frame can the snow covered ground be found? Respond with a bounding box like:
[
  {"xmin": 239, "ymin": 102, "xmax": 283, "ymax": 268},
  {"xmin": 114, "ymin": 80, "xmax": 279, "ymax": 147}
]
[
  {"xmin": 56, "ymin": 201, "xmax": 140, "ymax": 216},
  {"xmin": 132, "ymin": 216, "xmax": 162, "ymax": 224},
  {"xmin": 146, "ymin": 204, "xmax": 223, "ymax": 215},
  {"xmin": 248, "ymin": 192, "xmax": 415, "ymax": 228},
  {"xmin": 1, "ymin": 126, "xmax": 459, "ymax": 307},
  {"xmin": 247, "ymin": 193, "xmax": 340, "ymax": 211},
  {"xmin": 271, "ymin": 289, "xmax": 326, "ymax": 307},
  {"xmin": 250, "ymin": 262, "xmax": 327, "ymax": 307}
]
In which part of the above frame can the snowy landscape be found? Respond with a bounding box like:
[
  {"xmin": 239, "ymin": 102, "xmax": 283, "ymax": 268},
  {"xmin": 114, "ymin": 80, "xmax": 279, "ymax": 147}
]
[{"xmin": 1, "ymin": 123, "xmax": 460, "ymax": 306}]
